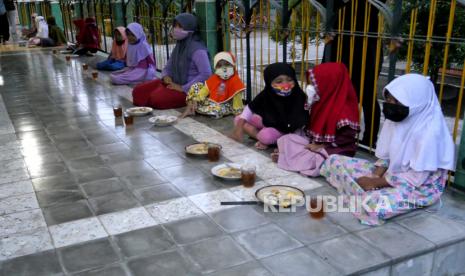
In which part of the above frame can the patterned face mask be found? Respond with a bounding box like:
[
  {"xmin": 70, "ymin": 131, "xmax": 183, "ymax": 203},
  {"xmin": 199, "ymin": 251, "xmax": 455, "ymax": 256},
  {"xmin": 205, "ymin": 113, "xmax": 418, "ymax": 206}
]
[{"xmin": 272, "ymin": 82, "xmax": 294, "ymax": 96}]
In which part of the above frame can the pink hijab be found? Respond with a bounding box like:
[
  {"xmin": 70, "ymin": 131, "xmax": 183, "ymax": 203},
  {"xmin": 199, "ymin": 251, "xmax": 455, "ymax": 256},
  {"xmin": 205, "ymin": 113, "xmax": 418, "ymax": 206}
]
[{"xmin": 111, "ymin": 27, "xmax": 128, "ymax": 61}]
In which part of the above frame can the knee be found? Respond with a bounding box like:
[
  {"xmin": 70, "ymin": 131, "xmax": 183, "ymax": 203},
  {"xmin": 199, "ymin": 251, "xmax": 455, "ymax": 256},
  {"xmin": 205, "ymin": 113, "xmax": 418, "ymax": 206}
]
[
  {"xmin": 249, "ymin": 114, "xmax": 263, "ymax": 129},
  {"xmin": 257, "ymin": 128, "xmax": 281, "ymax": 145}
]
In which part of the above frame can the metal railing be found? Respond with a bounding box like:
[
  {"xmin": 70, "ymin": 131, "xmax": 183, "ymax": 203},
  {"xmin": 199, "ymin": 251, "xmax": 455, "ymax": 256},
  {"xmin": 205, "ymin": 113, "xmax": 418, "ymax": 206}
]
[{"xmin": 15, "ymin": 0, "xmax": 465, "ymax": 153}]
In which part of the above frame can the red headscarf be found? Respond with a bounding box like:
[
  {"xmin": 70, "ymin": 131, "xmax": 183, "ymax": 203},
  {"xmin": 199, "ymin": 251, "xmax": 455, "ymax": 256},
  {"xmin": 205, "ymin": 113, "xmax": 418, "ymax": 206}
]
[
  {"xmin": 306, "ymin": 63, "xmax": 360, "ymax": 143},
  {"xmin": 205, "ymin": 52, "xmax": 245, "ymax": 104},
  {"xmin": 78, "ymin": 18, "xmax": 100, "ymax": 49}
]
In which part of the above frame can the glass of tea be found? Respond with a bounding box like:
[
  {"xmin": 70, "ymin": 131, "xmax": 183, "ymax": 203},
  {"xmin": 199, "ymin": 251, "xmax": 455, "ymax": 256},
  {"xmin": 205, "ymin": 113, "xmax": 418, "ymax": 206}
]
[
  {"xmin": 123, "ymin": 113, "xmax": 133, "ymax": 126},
  {"xmin": 52, "ymin": 49, "xmax": 57, "ymax": 54},
  {"xmin": 65, "ymin": 55, "xmax": 71, "ymax": 63},
  {"xmin": 113, "ymin": 106, "xmax": 123, "ymax": 117},
  {"xmin": 92, "ymin": 71, "xmax": 98, "ymax": 79},
  {"xmin": 82, "ymin": 63, "xmax": 88, "ymax": 70},
  {"xmin": 309, "ymin": 197, "xmax": 325, "ymax": 219},
  {"xmin": 207, "ymin": 143, "xmax": 221, "ymax": 162},
  {"xmin": 241, "ymin": 164, "xmax": 256, "ymax": 187}
]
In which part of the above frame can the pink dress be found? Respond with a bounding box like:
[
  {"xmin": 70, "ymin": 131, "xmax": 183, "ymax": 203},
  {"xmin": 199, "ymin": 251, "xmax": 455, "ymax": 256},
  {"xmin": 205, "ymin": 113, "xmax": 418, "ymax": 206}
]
[{"xmin": 277, "ymin": 126, "xmax": 357, "ymax": 176}]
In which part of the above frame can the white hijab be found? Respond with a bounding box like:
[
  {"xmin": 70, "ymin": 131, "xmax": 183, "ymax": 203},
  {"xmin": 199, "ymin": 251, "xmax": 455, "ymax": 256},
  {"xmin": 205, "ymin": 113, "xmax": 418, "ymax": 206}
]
[
  {"xmin": 375, "ymin": 74, "xmax": 456, "ymax": 173},
  {"xmin": 36, "ymin": 16, "xmax": 48, "ymax": 38}
]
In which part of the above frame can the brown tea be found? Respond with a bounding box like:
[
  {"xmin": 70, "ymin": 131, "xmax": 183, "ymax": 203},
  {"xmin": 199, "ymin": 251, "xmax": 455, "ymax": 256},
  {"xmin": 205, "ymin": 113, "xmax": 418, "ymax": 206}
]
[
  {"xmin": 124, "ymin": 114, "xmax": 133, "ymax": 126},
  {"xmin": 65, "ymin": 55, "xmax": 71, "ymax": 62},
  {"xmin": 207, "ymin": 145, "xmax": 220, "ymax": 162},
  {"xmin": 309, "ymin": 198, "xmax": 325, "ymax": 219},
  {"xmin": 241, "ymin": 171, "xmax": 256, "ymax": 187},
  {"xmin": 52, "ymin": 50, "xmax": 57, "ymax": 54},
  {"xmin": 113, "ymin": 107, "xmax": 123, "ymax": 117},
  {"xmin": 82, "ymin": 64, "xmax": 89, "ymax": 70},
  {"xmin": 92, "ymin": 71, "xmax": 98, "ymax": 79}
]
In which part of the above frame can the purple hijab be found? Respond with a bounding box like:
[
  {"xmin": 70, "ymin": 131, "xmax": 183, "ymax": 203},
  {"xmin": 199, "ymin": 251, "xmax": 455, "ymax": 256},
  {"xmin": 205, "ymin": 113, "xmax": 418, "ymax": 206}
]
[
  {"xmin": 126, "ymin": 22, "xmax": 153, "ymax": 67},
  {"xmin": 168, "ymin": 13, "xmax": 209, "ymax": 85}
]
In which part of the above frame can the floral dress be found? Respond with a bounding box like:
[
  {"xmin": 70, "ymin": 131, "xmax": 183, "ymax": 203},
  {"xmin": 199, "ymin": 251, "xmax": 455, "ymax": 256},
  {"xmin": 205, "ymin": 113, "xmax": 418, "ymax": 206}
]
[
  {"xmin": 320, "ymin": 155, "xmax": 447, "ymax": 225},
  {"xmin": 187, "ymin": 82, "xmax": 244, "ymax": 118}
]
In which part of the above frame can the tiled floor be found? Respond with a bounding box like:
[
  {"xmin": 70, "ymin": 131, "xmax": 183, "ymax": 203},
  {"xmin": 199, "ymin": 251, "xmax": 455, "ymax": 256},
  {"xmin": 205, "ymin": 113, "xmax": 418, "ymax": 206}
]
[{"xmin": 1, "ymin": 48, "xmax": 465, "ymax": 275}]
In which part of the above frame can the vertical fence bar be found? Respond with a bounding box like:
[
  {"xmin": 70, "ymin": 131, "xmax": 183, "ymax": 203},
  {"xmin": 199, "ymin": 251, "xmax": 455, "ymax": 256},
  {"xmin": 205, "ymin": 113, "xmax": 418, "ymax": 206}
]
[
  {"xmin": 358, "ymin": 2, "xmax": 371, "ymax": 126},
  {"xmin": 282, "ymin": 0, "xmax": 288, "ymax": 63},
  {"xmin": 323, "ymin": 0, "xmax": 334, "ymax": 63},
  {"xmin": 422, "ymin": 0, "xmax": 437, "ymax": 76},
  {"xmin": 438, "ymin": 0, "xmax": 457, "ymax": 103},
  {"xmin": 244, "ymin": 0, "xmax": 252, "ymax": 102},
  {"xmin": 369, "ymin": 14, "xmax": 384, "ymax": 151},
  {"xmin": 387, "ymin": 0, "xmax": 402, "ymax": 82},
  {"xmin": 405, "ymin": 7, "xmax": 417, "ymax": 74}
]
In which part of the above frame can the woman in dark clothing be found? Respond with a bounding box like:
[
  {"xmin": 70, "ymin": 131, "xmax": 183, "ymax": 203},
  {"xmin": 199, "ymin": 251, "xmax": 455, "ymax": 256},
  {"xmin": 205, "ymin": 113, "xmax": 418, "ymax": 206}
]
[{"xmin": 40, "ymin": 17, "xmax": 66, "ymax": 47}]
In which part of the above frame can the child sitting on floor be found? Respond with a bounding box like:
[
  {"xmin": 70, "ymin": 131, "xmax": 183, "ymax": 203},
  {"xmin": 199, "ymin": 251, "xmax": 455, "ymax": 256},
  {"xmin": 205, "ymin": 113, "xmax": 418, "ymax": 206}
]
[
  {"xmin": 96, "ymin": 27, "xmax": 127, "ymax": 71},
  {"xmin": 230, "ymin": 62, "xmax": 309, "ymax": 150},
  {"xmin": 321, "ymin": 73, "xmax": 456, "ymax": 225},
  {"xmin": 110, "ymin": 22, "xmax": 155, "ymax": 85},
  {"xmin": 179, "ymin": 51, "xmax": 245, "ymax": 119}
]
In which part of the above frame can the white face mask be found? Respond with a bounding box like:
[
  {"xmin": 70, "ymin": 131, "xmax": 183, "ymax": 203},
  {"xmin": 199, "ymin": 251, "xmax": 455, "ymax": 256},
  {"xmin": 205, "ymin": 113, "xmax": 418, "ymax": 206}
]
[
  {"xmin": 306, "ymin": 84, "xmax": 319, "ymax": 106},
  {"xmin": 215, "ymin": 66, "xmax": 235, "ymax": 80}
]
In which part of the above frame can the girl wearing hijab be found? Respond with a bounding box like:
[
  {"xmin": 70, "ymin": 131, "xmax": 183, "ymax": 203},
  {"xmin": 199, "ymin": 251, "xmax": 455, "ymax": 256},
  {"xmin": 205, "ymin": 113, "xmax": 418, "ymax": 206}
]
[
  {"xmin": 230, "ymin": 62, "xmax": 309, "ymax": 150},
  {"xmin": 40, "ymin": 17, "xmax": 66, "ymax": 47},
  {"xmin": 321, "ymin": 74, "xmax": 456, "ymax": 225},
  {"xmin": 275, "ymin": 63, "xmax": 360, "ymax": 176},
  {"xmin": 21, "ymin": 13, "xmax": 37, "ymax": 39},
  {"xmin": 180, "ymin": 51, "xmax": 245, "ymax": 119},
  {"xmin": 110, "ymin": 22, "xmax": 155, "ymax": 85},
  {"xmin": 132, "ymin": 13, "xmax": 211, "ymax": 109},
  {"xmin": 72, "ymin": 17, "xmax": 100, "ymax": 55},
  {"xmin": 28, "ymin": 16, "xmax": 48, "ymax": 46},
  {"xmin": 97, "ymin": 27, "xmax": 127, "ymax": 71}
]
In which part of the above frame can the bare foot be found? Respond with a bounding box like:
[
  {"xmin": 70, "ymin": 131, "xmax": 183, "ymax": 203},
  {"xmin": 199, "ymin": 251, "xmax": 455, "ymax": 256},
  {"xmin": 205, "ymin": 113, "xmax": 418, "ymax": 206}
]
[
  {"xmin": 179, "ymin": 104, "xmax": 195, "ymax": 119},
  {"xmin": 271, "ymin": 151, "xmax": 279, "ymax": 163},
  {"xmin": 255, "ymin": 141, "xmax": 268, "ymax": 150}
]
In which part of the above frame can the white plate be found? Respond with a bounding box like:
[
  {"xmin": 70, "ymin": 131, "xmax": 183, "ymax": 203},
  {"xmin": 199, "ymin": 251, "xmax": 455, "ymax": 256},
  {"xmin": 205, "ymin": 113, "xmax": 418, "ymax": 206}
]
[
  {"xmin": 255, "ymin": 185, "xmax": 305, "ymax": 207},
  {"xmin": 148, "ymin": 115, "xmax": 177, "ymax": 126},
  {"xmin": 126, "ymin": 107, "xmax": 153, "ymax": 116},
  {"xmin": 60, "ymin": 50, "xmax": 73, "ymax": 54},
  {"xmin": 185, "ymin": 143, "xmax": 209, "ymax": 155},
  {"xmin": 211, "ymin": 163, "xmax": 242, "ymax": 180}
]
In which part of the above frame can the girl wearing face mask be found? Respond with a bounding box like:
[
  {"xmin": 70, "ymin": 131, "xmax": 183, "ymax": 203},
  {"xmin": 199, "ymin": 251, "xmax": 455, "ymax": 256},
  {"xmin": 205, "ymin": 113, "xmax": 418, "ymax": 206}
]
[
  {"xmin": 111, "ymin": 23, "xmax": 155, "ymax": 85},
  {"xmin": 97, "ymin": 27, "xmax": 128, "ymax": 71},
  {"xmin": 274, "ymin": 63, "xmax": 360, "ymax": 176},
  {"xmin": 132, "ymin": 13, "xmax": 211, "ymax": 109},
  {"xmin": 230, "ymin": 63, "xmax": 309, "ymax": 150},
  {"xmin": 321, "ymin": 74, "xmax": 456, "ymax": 226},
  {"xmin": 179, "ymin": 52, "xmax": 245, "ymax": 119}
]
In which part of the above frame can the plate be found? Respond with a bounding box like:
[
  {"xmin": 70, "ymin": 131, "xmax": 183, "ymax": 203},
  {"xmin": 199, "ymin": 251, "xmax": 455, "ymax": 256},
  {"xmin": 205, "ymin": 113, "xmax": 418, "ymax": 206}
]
[
  {"xmin": 60, "ymin": 50, "xmax": 73, "ymax": 54},
  {"xmin": 126, "ymin": 107, "xmax": 153, "ymax": 116},
  {"xmin": 185, "ymin": 143, "xmax": 222, "ymax": 156},
  {"xmin": 148, "ymin": 115, "xmax": 177, "ymax": 126},
  {"xmin": 255, "ymin": 185, "xmax": 305, "ymax": 208},
  {"xmin": 211, "ymin": 163, "xmax": 242, "ymax": 180}
]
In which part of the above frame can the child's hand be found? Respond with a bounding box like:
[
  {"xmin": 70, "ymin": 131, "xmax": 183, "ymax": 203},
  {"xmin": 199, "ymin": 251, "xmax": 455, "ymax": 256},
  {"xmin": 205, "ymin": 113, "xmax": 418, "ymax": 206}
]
[
  {"xmin": 167, "ymin": 83, "xmax": 183, "ymax": 92},
  {"xmin": 162, "ymin": 76, "xmax": 173, "ymax": 84},
  {"xmin": 357, "ymin": 177, "xmax": 376, "ymax": 191}
]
